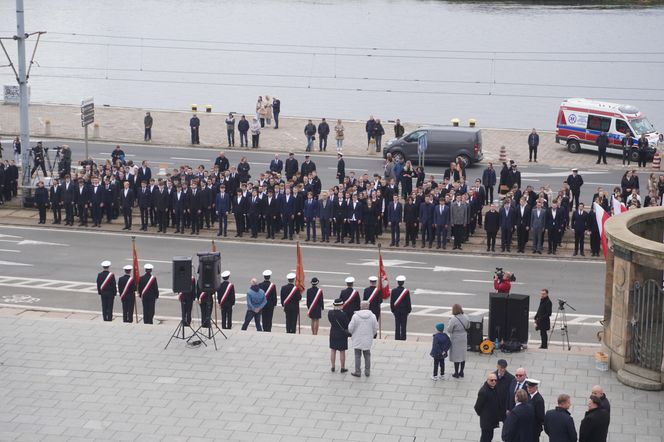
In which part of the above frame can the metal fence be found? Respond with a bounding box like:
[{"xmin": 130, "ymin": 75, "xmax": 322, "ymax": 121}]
[{"xmin": 629, "ymin": 280, "xmax": 664, "ymax": 371}]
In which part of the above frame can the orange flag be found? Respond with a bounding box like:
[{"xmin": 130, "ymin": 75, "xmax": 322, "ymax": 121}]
[
  {"xmin": 131, "ymin": 237, "xmax": 140, "ymax": 280},
  {"xmin": 378, "ymin": 248, "xmax": 390, "ymax": 299},
  {"xmin": 295, "ymin": 242, "xmax": 305, "ymax": 293}
]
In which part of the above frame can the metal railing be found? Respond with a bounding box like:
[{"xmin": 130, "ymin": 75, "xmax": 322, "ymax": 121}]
[{"xmin": 629, "ymin": 280, "xmax": 664, "ymax": 371}]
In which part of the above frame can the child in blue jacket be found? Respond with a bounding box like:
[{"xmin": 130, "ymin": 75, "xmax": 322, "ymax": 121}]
[{"xmin": 430, "ymin": 323, "xmax": 451, "ymax": 380}]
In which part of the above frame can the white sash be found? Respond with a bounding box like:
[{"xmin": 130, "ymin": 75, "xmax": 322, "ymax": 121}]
[
  {"xmin": 367, "ymin": 287, "xmax": 380, "ymax": 304},
  {"xmin": 394, "ymin": 288, "xmax": 410, "ymax": 307},
  {"xmin": 220, "ymin": 283, "xmax": 234, "ymax": 305},
  {"xmin": 283, "ymin": 286, "xmax": 298, "ymax": 306},
  {"xmin": 100, "ymin": 272, "xmax": 114, "ymax": 291},
  {"xmin": 343, "ymin": 289, "xmax": 359, "ymax": 309},
  {"xmin": 141, "ymin": 275, "xmax": 156, "ymax": 298},
  {"xmin": 119, "ymin": 276, "xmax": 133, "ymax": 301},
  {"xmin": 307, "ymin": 289, "xmax": 323, "ymax": 317}
]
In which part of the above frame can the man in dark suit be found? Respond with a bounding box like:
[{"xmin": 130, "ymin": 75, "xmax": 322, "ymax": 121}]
[
  {"xmin": 508, "ymin": 367, "xmax": 529, "ymax": 411},
  {"xmin": 280, "ymin": 187, "xmax": 295, "ymax": 240},
  {"xmin": 333, "ymin": 195, "xmax": 347, "ymax": 243},
  {"xmin": 432, "ymin": 196, "xmax": 450, "ymax": 249},
  {"xmin": 515, "ymin": 197, "xmax": 531, "ymax": 253},
  {"xmin": 153, "ymin": 181, "xmax": 169, "ymax": 232},
  {"xmin": 502, "ymin": 389, "xmax": 535, "ymax": 442},
  {"xmin": 499, "ymin": 200, "xmax": 516, "ymax": 252},
  {"xmin": 346, "ymin": 194, "xmax": 363, "ymax": 244},
  {"xmin": 387, "ymin": 194, "xmax": 403, "ymax": 247},
  {"xmin": 284, "ymin": 153, "xmax": 298, "ymax": 181},
  {"xmin": 303, "ymin": 191, "xmax": 319, "ymax": 242},
  {"xmin": 318, "ymin": 192, "xmax": 333, "ymax": 243},
  {"xmin": 62, "ymin": 175, "xmax": 76, "ymax": 225},
  {"xmin": 544, "ymin": 394, "xmax": 578, "ymax": 442},
  {"xmin": 137, "ymin": 181, "xmax": 151, "ymax": 231},
  {"xmin": 571, "ymin": 202, "xmax": 589, "ymax": 256},
  {"xmin": 247, "ymin": 189, "xmax": 262, "ymax": 238},
  {"xmin": 96, "ymin": 261, "xmax": 117, "ymax": 321},
  {"xmin": 567, "ymin": 168, "xmax": 584, "ymax": 210},
  {"xmin": 188, "ymin": 181, "xmax": 202, "ymax": 235},
  {"xmin": 263, "ymin": 189, "xmax": 280, "ymax": 239},
  {"xmin": 336, "ymin": 153, "xmax": 345, "ymax": 184},
  {"xmin": 136, "ymin": 161, "xmax": 151, "ymax": 191},
  {"xmin": 215, "ymin": 184, "xmax": 229, "ymax": 237},
  {"xmin": 172, "ymin": 183, "xmax": 187, "ymax": 234},
  {"xmin": 534, "ymin": 289, "xmax": 552, "ymax": 349},
  {"xmin": 280, "ymin": 273, "xmax": 301, "ymax": 334},
  {"xmin": 120, "ymin": 181, "xmax": 134, "ymax": 230},
  {"xmin": 89, "ymin": 177, "xmax": 104, "ymax": 227},
  {"xmin": 138, "ymin": 263, "xmax": 159, "ymax": 324},
  {"xmin": 484, "ymin": 204, "xmax": 500, "ymax": 252},
  {"xmin": 474, "ymin": 373, "xmax": 501, "ymax": 442},
  {"xmin": 493, "ymin": 359, "xmax": 516, "ymax": 423},
  {"xmin": 546, "ymin": 201, "xmax": 564, "ymax": 255},
  {"xmin": 527, "ymin": 379, "xmax": 546, "ymax": 442},
  {"xmin": 419, "ymin": 195, "xmax": 434, "ymax": 248},
  {"xmin": 49, "ymin": 178, "xmax": 63, "ymax": 224}
]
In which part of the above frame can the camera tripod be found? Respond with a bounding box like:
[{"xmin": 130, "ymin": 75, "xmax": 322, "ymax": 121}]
[
  {"xmin": 164, "ymin": 296, "xmax": 207, "ymax": 350},
  {"xmin": 44, "ymin": 147, "xmax": 63, "ymax": 178},
  {"xmin": 549, "ymin": 299, "xmax": 576, "ymax": 350}
]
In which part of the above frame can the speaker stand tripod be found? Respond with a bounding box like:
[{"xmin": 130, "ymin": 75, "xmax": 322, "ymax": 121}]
[
  {"xmin": 549, "ymin": 300, "xmax": 575, "ymax": 351},
  {"xmin": 164, "ymin": 302, "xmax": 207, "ymax": 349},
  {"xmin": 194, "ymin": 301, "xmax": 227, "ymax": 351}
]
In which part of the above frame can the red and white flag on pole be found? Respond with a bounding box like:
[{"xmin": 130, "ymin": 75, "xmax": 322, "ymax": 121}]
[
  {"xmin": 594, "ymin": 202, "xmax": 610, "ymax": 260},
  {"xmin": 378, "ymin": 249, "xmax": 390, "ymax": 299},
  {"xmin": 611, "ymin": 196, "xmax": 627, "ymax": 216}
]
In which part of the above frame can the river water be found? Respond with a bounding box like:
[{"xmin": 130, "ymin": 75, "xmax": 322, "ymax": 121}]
[{"xmin": 1, "ymin": 0, "xmax": 663, "ymax": 130}]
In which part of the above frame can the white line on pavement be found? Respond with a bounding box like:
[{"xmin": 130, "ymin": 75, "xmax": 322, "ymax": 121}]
[
  {"xmin": 124, "ymin": 258, "xmax": 173, "ymax": 264},
  {"xmin": 170, "ymin": 157, "xmax": 212, "ymax": 162},
  {"xmin": 463, "ymin": 279, "xmax": 525, "ymax": 285},
  {"xmin": 0, "ymin": 249, "xmax": 20, "ymax": 253}
]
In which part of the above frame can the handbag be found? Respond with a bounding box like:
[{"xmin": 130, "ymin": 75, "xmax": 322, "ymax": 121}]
[{"xmin": 335, "ymin": 318, "xmax": 351, "ymax": 337}]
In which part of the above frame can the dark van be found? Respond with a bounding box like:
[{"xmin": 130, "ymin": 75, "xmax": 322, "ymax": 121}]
[{"xmin": 383, "ymin": 127, "xmax": 483, "ymax": 166}]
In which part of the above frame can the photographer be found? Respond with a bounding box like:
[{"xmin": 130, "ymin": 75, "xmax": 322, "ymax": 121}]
[
  {"xmin": 59, "ymin": 145, "xmax": 72, "ymax": 178},
  {"xmin": 493, "ymin": 268, "xmax": 514, "ymax": 294},
  {"xmin": 30, "ymin": 141, "xmax": 48, "ymax": 178},
  {"xmin": 534, "ymin": 289, "xmax": 552, "ymax": 349}
]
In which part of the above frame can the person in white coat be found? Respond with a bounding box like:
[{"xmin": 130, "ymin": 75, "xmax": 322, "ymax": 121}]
[{"xmin": 348, "ymin": 300, "xmax": 379, "ymax": 378}]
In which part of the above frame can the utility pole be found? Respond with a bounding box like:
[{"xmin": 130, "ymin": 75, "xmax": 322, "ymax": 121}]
[{"xmin": 16, "ymin": 0, "xmax": 30, "ymax": 187}]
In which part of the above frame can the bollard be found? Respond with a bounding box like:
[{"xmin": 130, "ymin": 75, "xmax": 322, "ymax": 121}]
[
  {"xmin": 499, "ymin": 145, "xmax": 507, "ymax": 163},
  {"xmin": 205, "ymin": 105, "xmax": 212, "ymax": 113},
  {"xmin": 652, "ymin": 152, "xmax": 661, "ymax": 171},
  {"xmin": 191, "ymin": 104, "xmax": 198, "ymax": 112},
  {"xmin": 451, "ymin": 118, "xmax": 460, "ymax": 127},
  {"xmin": 44, "ymin": 119, "xmax": 51, "ymax": 136},
  {"xmin": 468, "ymin": 118, "xmax": 476, "ymax": 127},
  {"xmin": 93, "ymin": 122, "xmax": 100, "ymax": 139}
]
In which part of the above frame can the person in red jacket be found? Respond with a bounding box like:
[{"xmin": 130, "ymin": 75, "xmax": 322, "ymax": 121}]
[{"xmin": 493, "ymin": 271, "xmax": 512, "ymax": 294}]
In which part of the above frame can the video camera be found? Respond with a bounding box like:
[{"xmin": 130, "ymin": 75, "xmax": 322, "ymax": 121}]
[{"xmin": 495, "ymin": 267, "xmax": 516, "ymax": 282}]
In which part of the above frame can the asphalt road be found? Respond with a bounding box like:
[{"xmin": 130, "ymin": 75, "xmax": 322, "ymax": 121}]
[
  {"xmin": 12, "ymin": 137, "xmax": 639, "ymax": 207},
  {"xmin": 0, "ymin": 225, "xmax": 604, "ymax": 345}
]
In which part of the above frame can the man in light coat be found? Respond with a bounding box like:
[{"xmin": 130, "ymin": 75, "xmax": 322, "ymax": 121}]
[{"xmin": 348, "ymin": 301, "xmax": 379, "ymax": 378}]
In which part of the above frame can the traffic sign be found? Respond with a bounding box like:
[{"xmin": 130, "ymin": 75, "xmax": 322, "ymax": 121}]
[{"xmin": 80, "ymin": 97, "xmax": 94, "ymax": 127}]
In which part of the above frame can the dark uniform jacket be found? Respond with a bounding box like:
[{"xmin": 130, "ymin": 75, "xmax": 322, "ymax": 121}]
[
  {"xmin": 474, "ymin": 383, "xmax": 501, "ymax": 430},
  {"xmin": 502, "ymin": 403, "xmax": 535, "ymax": 442},
  {"xmin": 217, "ymin": 280, "xmax": 236, "ymax": 308},
  {"xmin": 97, "ymin": 270, "xmax": 117, "ymax": 297},
  {"xmin": 138, "ymin": 272, "xmax": 159, "ymax": 299},
  {"xmin": 117, "ymin": 274, "xmax": 136, "ymax": 300},
  {"xmin": 529, "ymin": 391, "xmax": 546, "ymax": 437},
  {"xmin": 390, "ymin": 285, "xmax": 412, "ymax": 315},
  {"xmin": 363, "ymin": 285, "xmax": 382, "ymax": 318},
  {"xmin": 280, "ymin": 283, "xmax": 301, "ymax": 312},
  {"xmin": 259, "ymin": 279, "xmax": 278, "ymax": 309},
  {"xmin": 339, "ymin": 287, "xmax": 360, "ymax": 317},
  {"xmin": 306, "ymin": 286, "xmax": 324, "ymax": 319}
]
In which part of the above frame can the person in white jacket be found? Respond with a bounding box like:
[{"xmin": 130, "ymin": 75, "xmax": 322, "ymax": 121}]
[{"xmin": 348, "ymin": 300, "xmax": 379, "ymax": 377}]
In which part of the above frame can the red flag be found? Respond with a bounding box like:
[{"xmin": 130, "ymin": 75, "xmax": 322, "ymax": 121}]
[
  {"xmin": 378, "ymin": 249, "xmax": 390, "ymax": 299},
  {"xmin": 132, "ymin": 237, "xmax": 140, "ymax": 279},
  {"xmin": 295, "ymin": 242, "xmax": 305, "ymax": 293},
  {"xmin": 594, "ymin": 202, "xmax": 610, "ymax": 260}
]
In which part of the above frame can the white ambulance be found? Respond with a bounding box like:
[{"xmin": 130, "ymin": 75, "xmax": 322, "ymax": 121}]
[{"xmin": 555, "ymin": 98, "xmax": 659, "ymax": 161}]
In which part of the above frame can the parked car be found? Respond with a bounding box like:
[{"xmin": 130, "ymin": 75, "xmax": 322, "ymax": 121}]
[{"xmin": 383, "ymin": 126, "xmax": 483, "ymax": 166}]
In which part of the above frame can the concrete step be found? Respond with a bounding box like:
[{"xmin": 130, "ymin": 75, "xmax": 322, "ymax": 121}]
[{"xmin": 617, "ymin": 368, "xmax": 662, "ymax": 391}]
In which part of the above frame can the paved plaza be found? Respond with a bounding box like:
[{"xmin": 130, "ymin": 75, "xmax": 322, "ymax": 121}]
[{"xmin": 0, "ymin": 307, "xmax": 661, "ymax": 441}]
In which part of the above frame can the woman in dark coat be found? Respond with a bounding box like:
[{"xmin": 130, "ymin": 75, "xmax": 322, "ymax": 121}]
[
  {"xmin": 401, "ymin": 161, "xmax": 415, "ymax": 198},
  {"xmin": 328, "ymin": 298, "xmax": 349, "ymax": 373},
  {"xmin": 237, "ymin": 157, "xmax": 251, "ymax": 183}
]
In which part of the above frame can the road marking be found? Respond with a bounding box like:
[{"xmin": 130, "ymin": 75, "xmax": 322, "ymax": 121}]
[
  {"xmin": 0, "ymin": 224, "xmax": 607, "ymax": 264},
  {"xmin": 327, "ymin": 167, "xmax": 368, "ymax": 172},
  {"xmin": 0, "ymin": 249, "xmax": 20, "ymax": 253},
  {"xmin": 0, "ymin": 240, "xmax": 20, "ymax": 243},
  {"xmin": 0, "ymin": 276, "xmax": 603, "ymax": 326},
  {"xmin": 171, "ymin": 157, "xmax": 213, "ymax": 162},
  {"xmin": 124, "ymin": 258, "xmax": 173, "ymax": 264},
  {"xmin": 290, "ymin": 269, "xmax": 350, "ymax": 275},
  {"xmin": 463, "ymin": 279, "xmax": 525, "ymax": 285},
  {"xmin": 0, "ymin": 261, "xmax": 32, "ymax": 267},
  {"xmin": 18, "ymin": 239, "xmax": 69, "ymax": 247},
  {"xmin": 413, "ymin": 289, "xmax": 478, "ymax": 296},
  {"xmin": 0, "ymin": 234, "xmax": 23, "ymax": 239}
]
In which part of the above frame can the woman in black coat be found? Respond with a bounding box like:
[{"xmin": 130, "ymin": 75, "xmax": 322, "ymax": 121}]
[
  {"xmin": 237, "ymin": 157, "xmax": 251, "ymax": 184},
  {"xmin": 363, "ymin": 199, "xmax": 377, "ymax": 244},
  {"xmin": 328, "ymin": 299, "xmax": 349, "ymax": 373}
]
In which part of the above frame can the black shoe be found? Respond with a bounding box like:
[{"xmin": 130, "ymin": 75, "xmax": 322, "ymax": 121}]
[
  {"xmin": 452, "ymin": 373, "xmax": 459, "ymax": 378},
  {"xmin": 340, "ymin": 368, "xmax": 348, "ymax": 373},
  {"xmin": 331, "ymin": 367, "xmax": 335, "ymax": 372},
  {"xmin": 459, "ymin": 373, "xmax": 464, "ymax": 378},
  {"xmin": 351, "ymin": 372, "xmax": 361, "ymax": 377}
]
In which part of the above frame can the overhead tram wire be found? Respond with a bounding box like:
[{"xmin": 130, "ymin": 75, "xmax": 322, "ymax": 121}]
[
  {"xmin": 36, "ymin": 39, "xmax": 664, "ymax": 64},
  {"xmin": 41, "ymin": 31, "xmax": 664, "ymax": 56},
  {"xmin": 15, "ymin": 72, "xmax": 664, "ymax": 103},
  {"xmin": 26, "ymin": 64, "xmax": 664, "ymax": 93}
]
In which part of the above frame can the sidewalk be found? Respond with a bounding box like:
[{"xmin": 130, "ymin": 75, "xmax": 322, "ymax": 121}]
[
  {"xmin": 0, "ymin": 306, "xmax": 658, "ymax": 442},
  {"xmin": 0, "ymin": 102, "xmax": 627, "ymax": 170}
]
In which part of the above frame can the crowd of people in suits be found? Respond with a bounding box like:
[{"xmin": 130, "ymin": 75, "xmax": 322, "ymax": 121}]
[
  {"xmin": 475, "ymin": 360, "xmax": 611, "ymax": 442},
  {"xmin": 24, "ymin": 140, "xmax": 664, "ymax": 257}
]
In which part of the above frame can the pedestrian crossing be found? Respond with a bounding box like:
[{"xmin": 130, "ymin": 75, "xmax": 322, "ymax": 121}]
[{"xmin": 0, "ymin": 275, "xmax": 603, "ymax": 326}]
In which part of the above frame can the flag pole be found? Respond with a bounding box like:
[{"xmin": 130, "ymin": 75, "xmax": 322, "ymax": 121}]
[
  {"xmin": 377, "ymin": 242, "xmax": 382, "ymax": 339},
  {"xmin": 298, "ymin": 310, "xmax": 301, "ymax": 334},
  {"xmin": 131, "ymin": 236, "xmax": 139, "ymax": 323}
]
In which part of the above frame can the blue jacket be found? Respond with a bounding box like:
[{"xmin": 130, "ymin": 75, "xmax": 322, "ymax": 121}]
[
  {"xmin": 482, "ymin": 167, "xmax": 497, "ymax": 187},
  {"xmin": 215, "ymin": 191, "xmax": 230, "ymax": 215},
  {"xmin": 430, "ymin": 332, "xmax": 451, "ymax": 358},
  {"xmin": 387, "ymin": 201, "xmax": 403, "ymax": 223},
  {"xmin": 419, "ymin": 202, "xmax": 434, "ymax": 224},
  {"xmin": 246, "ymin": 286, "xmax": 266, "ymax": 310},
  {"xmin": 304, "ymin": 198, "xmax": 319, "ymax": 220},
  {"xmin": 499, "ymin": 206, "xmax": 516, "ymax": 229},
  {"xmin": 280, "ymin": 194, "xmax": 295, "ymax": 217},
  {"xmin": 433, "ymin": 203, "xmax": 450, "ymax": 227},
  {"xmin": 502, "ymin": 403, "xmax": 535, "ymax": 442}
]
